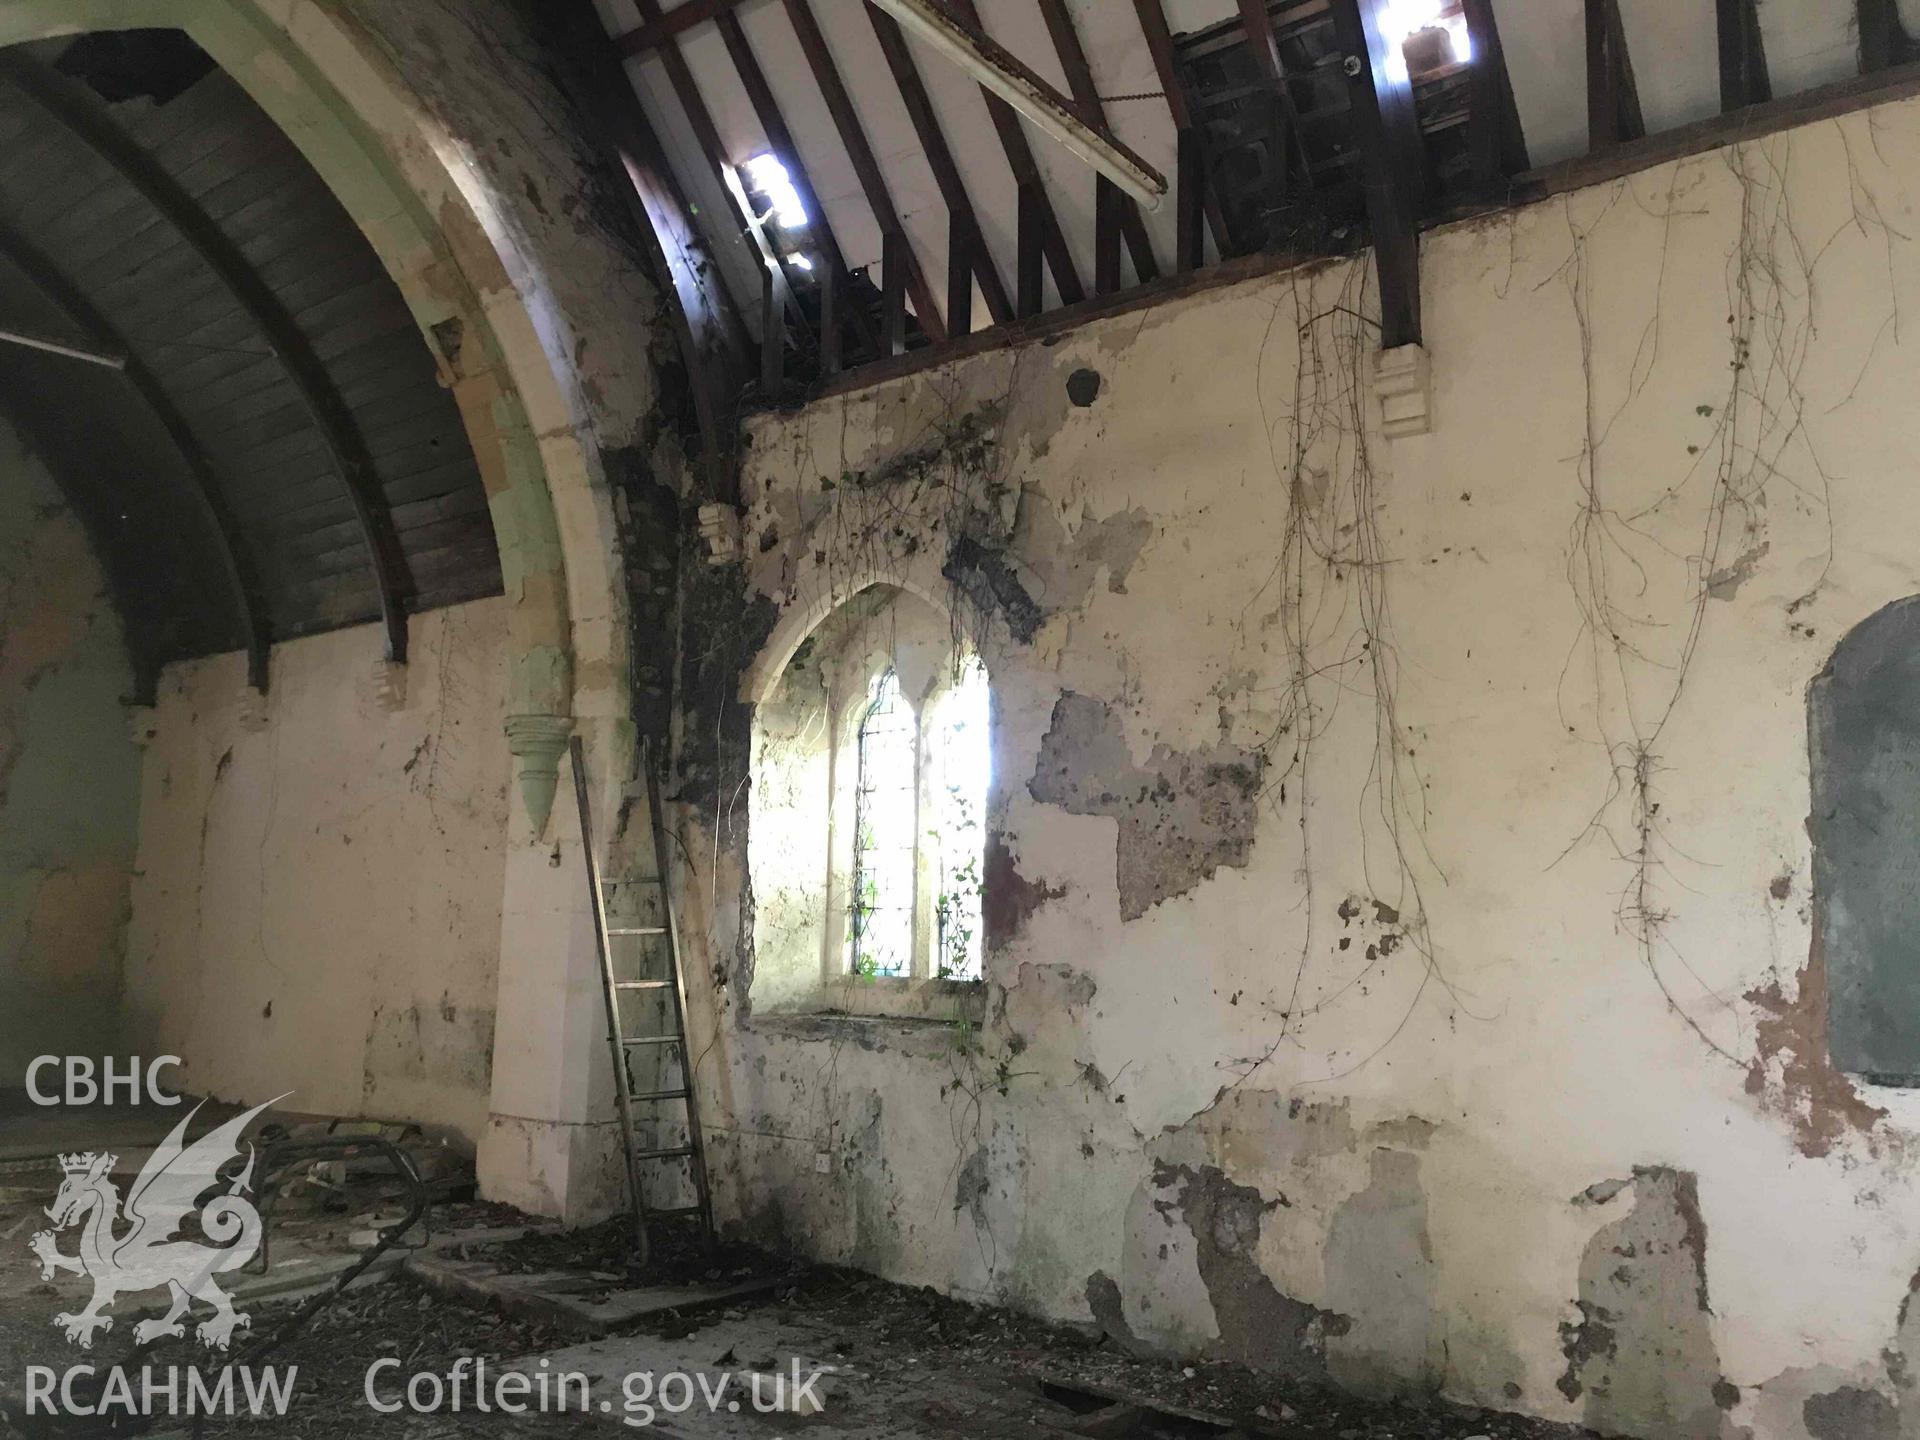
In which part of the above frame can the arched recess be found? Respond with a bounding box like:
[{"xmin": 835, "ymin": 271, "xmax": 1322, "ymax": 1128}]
[
  {"xmin": 740, "ymin": 551, "xmax": 961, "ymax": 708},
  {"xmin": 0, "ymin": 0, "xmax": 639, "ymax": 833}
]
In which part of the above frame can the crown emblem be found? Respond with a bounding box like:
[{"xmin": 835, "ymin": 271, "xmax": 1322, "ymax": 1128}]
[{"xmin": 58, "ymin": 1153, "xmax": 107, "ymax": 1175}]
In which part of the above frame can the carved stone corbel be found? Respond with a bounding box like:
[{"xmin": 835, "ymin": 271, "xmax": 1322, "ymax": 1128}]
[
  {"xmin": 1374, "ymin": 343, "xmax": 1433, "ymax": 438},
  {"xmin": 505, "ymin": 713, "xmax": 575, "ymax": 835}
]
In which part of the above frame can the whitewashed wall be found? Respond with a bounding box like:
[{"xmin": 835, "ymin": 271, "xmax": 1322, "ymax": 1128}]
[
  {"xmin": 675, "ymin": 94, "xmax": 1920, "ymax": 1440},
  {"xmin": 0, "ymin": 419, "xmax": 138, "ymax": 1079},
  {"xmin": 124, "ymin": 599, "xmax": 510, "ymax": 1143}
]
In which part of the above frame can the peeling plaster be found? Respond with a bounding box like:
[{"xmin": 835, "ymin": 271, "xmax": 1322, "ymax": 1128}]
[
  {"xmin": 1150, "ymin": 1159, "xmax": 1350, "ymax": 1378},
  {"xmin": 1558, "ymin": 1167, "xmax": 1725, "ymax": 1440},
  {"xmin": 1029, "ymin": 692, "xmax": 1265, "ymax": 921},
  {"xmin": 1746, "ymin": 940, "xmax": 1887, "ymax": 1158}
]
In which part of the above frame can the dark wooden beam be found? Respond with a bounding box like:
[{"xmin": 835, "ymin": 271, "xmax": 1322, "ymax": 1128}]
[
  {"xmin": 712, "ymin": 7, "xmax": 881, "ymax": 356},
  {"xmin": 784, "ymin": 0, "xmax": 945, "ymax": 343},
  {"xmin": 1859, "ymin": 0, "xmax": 1911, "ymax": 72},
  {"xmin": 760, "ymin": 268, "xmax": 782, "ymax": 392},
  {"xmin": 1094, "ymin": 177, "xmax": 1122, "ymax": 295},
  {"xmin": 946, "ymin": 211, "xmax": 975, "ymax": 335},
  {"xmin": 629, "ymin": 0, "xmax": 826, "ymax": 366},
  {"xmin": 1176, "ymin": 127, "xmax": 1206, "ymax": 273},
  {"xmin": 819, "ymin": 54, "xmax": 1920, "ymax": 403},
  {"xmin": 1038, "ymin": 0, "xmax": 1159, "ymax": 284},
  {"xmin": 1132, "ymin": 0, "xmax": 1232, "ymax": 257},
  {"xmin": 945, "ymin": 0, "xmax": 1085, "ymax": 307},
  {"xmin": 1017, "ymin": 183, "xmax": 1044, "ymax": 317},
  {"xmin": 561, "ymin": 0, "xmax": 748, "ymax": 498},
  {"xmin": 819, "ymin": 251, "xmax": 842, "ymax": 376},
  {"xmin": 1516, "ymin": 53, "xmax": 1920, "ymax": 202},
  {"xmin": 1237, "ymin": 0, "xmax": 1317, "ymax": 225},
  {"xmin": 2, "ymin": 57, "xmax": 413, "ymax": 664},
  {"xmin": 1329, "ymin": 0, "xmax": 1424, "ymax": 348},
  {"xmin": 0, "ymin": 221, "xmax": 270, "ymax": 691},
  {"xmin": 882, "ymin": 229, "xmax": 909, "ymax": 355},
  {"xmin": 813, "ymin": 245, "xmax": 1311, "ymax": 401},
  {"xmin": 1584, "ymin": 0, "xmax": 1645, "ymax": 149},
  {"xmin": 1238, "ymin": 0, "xmax": 1285, "ymax": 82},
  {"xmin": 1717, "ymin": 0, "xmax": 1771, "ymax": 110},
  {"xmin": 1460, "ymin": 0, "xmax": 1529, "ymax": 192},
  {"xmin": 615, "ymin": 0, "xmax": 744, "ymax": 55},
  {"xmin": 866, "ymin": 4, "xmax": 1013, "ymax": 326}
]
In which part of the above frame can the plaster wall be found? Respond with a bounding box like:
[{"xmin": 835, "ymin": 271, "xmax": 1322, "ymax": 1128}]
[
  {"xmin": 675, "ymin": 94, "xmax": 1920, "ymax": 1440},
  {"xmin": 0, "ymin": 418, "xmax": 138, "ymax": 1080},
  {"xmin": 124, "ymin": 599, "xmax": 509, "ymax": 1143}
]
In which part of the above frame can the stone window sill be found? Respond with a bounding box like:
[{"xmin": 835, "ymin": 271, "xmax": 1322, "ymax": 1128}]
[{"xmin": 750, "ymin": 977, "xmax": 986, "ymax": 1047}]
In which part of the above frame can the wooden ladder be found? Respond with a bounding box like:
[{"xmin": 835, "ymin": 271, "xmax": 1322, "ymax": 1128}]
[{"xmin": 568, "ymin": 734, "xmax": 713, "ymax": 1266}]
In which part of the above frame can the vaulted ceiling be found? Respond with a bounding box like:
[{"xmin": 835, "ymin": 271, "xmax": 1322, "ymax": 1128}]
[{"xmin": 0, "ymin": 30, "xmax": 499, "ymax": 701}]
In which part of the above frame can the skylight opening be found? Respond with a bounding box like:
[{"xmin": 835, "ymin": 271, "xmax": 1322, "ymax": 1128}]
[
  {"xmin": 1377, "ymin": 0, "xmax": 1471, "ymax": 80},
  {"xmin": 742, "ymin": 152, "xmax": 808, "ymax": 230}
]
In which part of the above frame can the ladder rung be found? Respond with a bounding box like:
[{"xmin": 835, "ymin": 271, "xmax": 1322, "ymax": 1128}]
[
  {"xmin": 607, "ymin": 926, "xmax": 667, "ymax": 936},
  {"xmin": 600, "ymin": 876, "xmax": 661, "ymax": 886},
  {"xmin": 645, "ymin": 1204, "xmax": 705, "ymax": 1218},
  {"xmin": 621, "ymin": 1035, "xmax": 683, "ymax": 1047},
  {"xmin": 634, "ymin": 1145, "xmax": 694, "ymax": 1161},
  {"xmin": 629, "ymin": 1087, "xmax": 690, "ymax": 1102},
  {"xmin": 615, "ymin": 980, "xmax": 674, "ymax": 990}
]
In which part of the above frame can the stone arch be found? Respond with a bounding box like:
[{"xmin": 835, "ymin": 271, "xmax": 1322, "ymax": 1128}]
[
  {"xmin": 741, "ymin": 552, "xmax": 958, "ymax": 708},
  {"xmin": 0, "ymin": 0, "xmax": 679, "ymax": 1220},
  {"xmin": 0, "ymin": 0, "xmax": 640, "ymax": 832}
]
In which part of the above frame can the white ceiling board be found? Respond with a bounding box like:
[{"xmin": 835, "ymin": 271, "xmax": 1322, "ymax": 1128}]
[
  {"xmin": 731, "ymin": 2, "xmax": 886, "ymax": 280},
  {"xmin": 898, "ymin": 15, "xmax": 1025, "ymax": 310},
  {"xmin": 627, "ymin": 50, "xmax": 769, "ymax": 339},
  {"xmin": 1065, "ymin": 0, "xmax": 1179, "ymax": 275},
  {"xmin": 594, "ymin": 0, "xmax": 640, "ymax": 36},
  {"xmin": 1163, "ymin": 0, "xmax": 1239, "ymax": 34},
  {"xmin": 1758, "ymin": 0, "xmax": 1858, "ymax": 97},
  {"xmin": 670, "ymin": 18, "xmax": 770, "ymax": 170},
  {"xmin": 808, "ymin": 0, "xmax": 955, "ymax": 325},
  {"xmin": 1491, "ymin": 0, "xmax": 1590, "ymax": 166},
  {"xmin": 978, "ymin": 0, "xmax": 1098, "ymax": 304},
  {"xmin": 1615, "ymin": 0, "xmax": 1719, "ymax": 134}
]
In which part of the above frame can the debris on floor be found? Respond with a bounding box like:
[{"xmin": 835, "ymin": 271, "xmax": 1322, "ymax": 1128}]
[{"xmin": 0, "ymin": 1196, "xmax": 1601, "ymax": 1438}]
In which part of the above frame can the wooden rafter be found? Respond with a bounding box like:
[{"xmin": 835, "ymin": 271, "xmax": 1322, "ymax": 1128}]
[
  {"xmin": 1236, "ymin": 0, "xmax": 1324, "ymax": 231},
  {"xmin": 944, "ymin": 0, "xmax": 1085, "ymax": 307},
  {"xmin": 616, "ymin": 0, "xmax": 740, "ymax": 56},
  {"xmin": 782, "ymin": 0, "xmax": 945, "ymax": 343},
  {"xmin": 562, "ymin": 1, "xmax": 747, "ymax": 495},
  {"xmin": 1038, "ymin": 0, "xmax": 1159, "ymax": 287},
  {"xmin": 1460, "ymin": 0, "xmax": 1529, "ymax": 191},
  {"xmin": 1329, "ymin": 0, "xmax": 1424, "ymax": 348},
  {"xmin": 1584, "ymin": 0, "xmax": 1645, "ymax": 150},
  {"xmin": 866, "ymin": 4, "xmax": 1013, "ymax": 326},
  {"xmin": 0, "ymin": 220, "xmax": 271, "ymax": 691},
  {"xmin": 712, "ymin": 8, "xmax": 883, "ymax": 356},
  {"xmin": 1, "ymin": 57, "xmax": 414, "ymax": 665},
  {"xmin": 1716, "ymin": 0, "xmax": 1771, "ymax": 110},
  {"xmin": 1858, "ymin": 0, "xmax": 1913, "ymax": 72},
  {"xmin": 1130, "ymin": 0, "xmax": 1232, "ymax": 257},
  {"xmin": 628, "ymin": 0, "xmax": 825, "ymax": 360}
]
